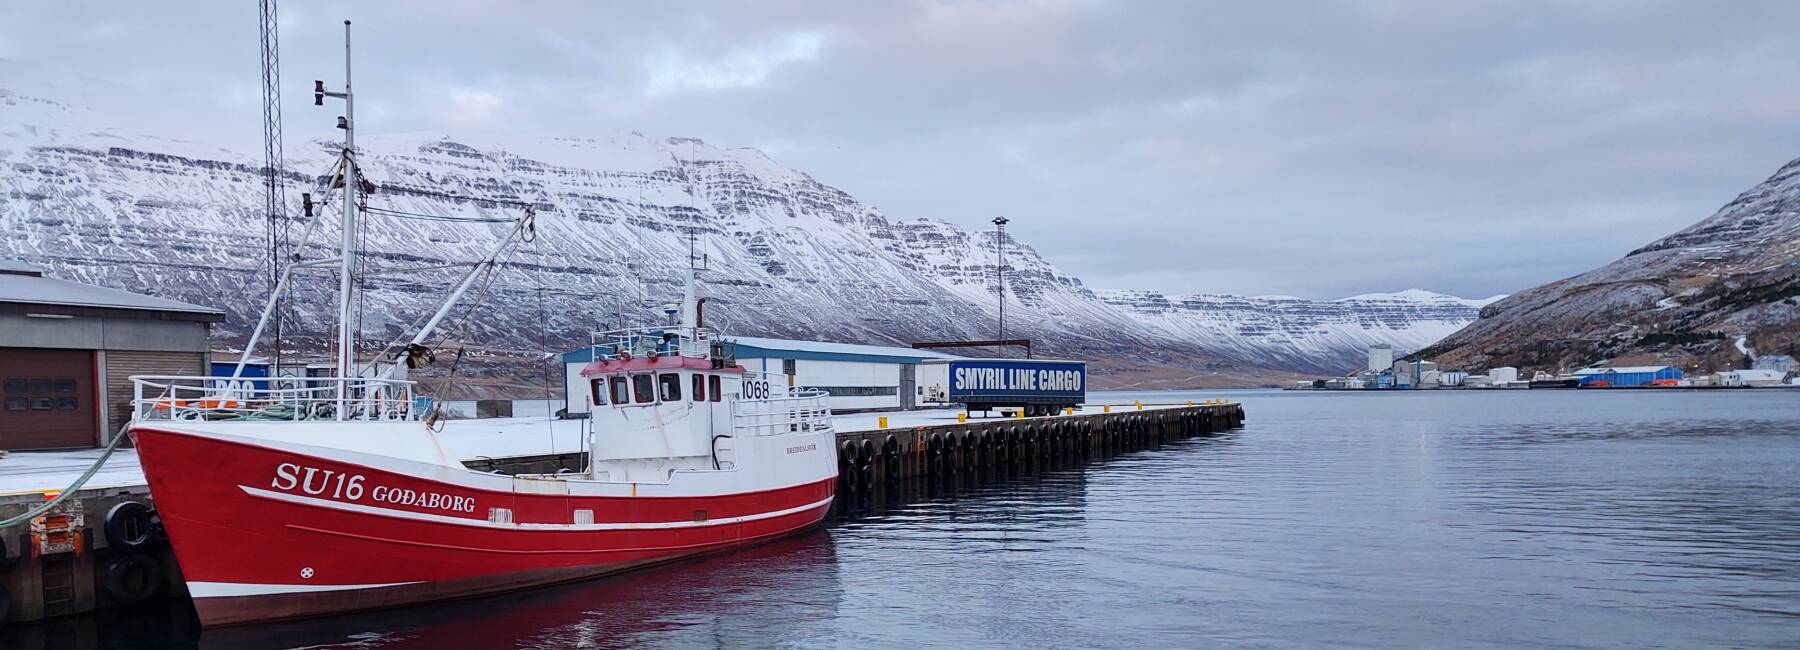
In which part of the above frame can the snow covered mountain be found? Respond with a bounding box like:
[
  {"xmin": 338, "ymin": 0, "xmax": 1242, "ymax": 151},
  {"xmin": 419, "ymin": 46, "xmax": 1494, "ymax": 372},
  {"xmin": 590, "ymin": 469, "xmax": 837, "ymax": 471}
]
[
  {"xmin": 1100, "ymin": 289, "xmax": 1501, "ymax": 372},
  {"xmin": 1, "ymin": 62, "xmax": 1486, "ymax": 387},
  {"xmin": 1426, "ymin": 156, "xmax": 1800, "ymax": 373}
]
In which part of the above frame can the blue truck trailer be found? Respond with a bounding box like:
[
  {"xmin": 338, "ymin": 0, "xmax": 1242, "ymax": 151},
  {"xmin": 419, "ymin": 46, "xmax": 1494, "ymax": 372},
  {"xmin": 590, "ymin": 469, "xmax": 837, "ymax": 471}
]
[{"xmin": 918, "ymin": 358, "xmax": 1087, "ymax": 417}]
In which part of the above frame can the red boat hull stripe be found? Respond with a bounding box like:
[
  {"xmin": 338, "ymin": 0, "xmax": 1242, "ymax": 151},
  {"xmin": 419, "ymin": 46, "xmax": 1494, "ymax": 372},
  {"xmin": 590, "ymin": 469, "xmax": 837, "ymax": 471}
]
[{"xmin": 245, "ymin": 485, "xmax": 834, "ymax": 531}]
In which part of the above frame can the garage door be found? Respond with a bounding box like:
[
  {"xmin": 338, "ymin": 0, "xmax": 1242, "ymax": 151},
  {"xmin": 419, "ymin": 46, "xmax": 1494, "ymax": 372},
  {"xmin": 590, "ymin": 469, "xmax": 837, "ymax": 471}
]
[{"xmin": 0, "ymin": 348, "xmax": 98, "ymax": 450}]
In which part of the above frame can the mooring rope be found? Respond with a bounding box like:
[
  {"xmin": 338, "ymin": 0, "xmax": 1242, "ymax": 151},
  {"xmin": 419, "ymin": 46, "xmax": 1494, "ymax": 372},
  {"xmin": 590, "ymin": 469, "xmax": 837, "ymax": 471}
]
[{"xmin": 0, "ymin": 425, "xmax": 131, "ymax": 529}]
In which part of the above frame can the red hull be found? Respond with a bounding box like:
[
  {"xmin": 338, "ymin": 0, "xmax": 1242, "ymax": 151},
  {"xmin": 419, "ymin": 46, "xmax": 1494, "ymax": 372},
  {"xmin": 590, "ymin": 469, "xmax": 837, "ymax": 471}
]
[{"xmin": 130, "ymin": 426, "xmax": 834, "ymax": 627}]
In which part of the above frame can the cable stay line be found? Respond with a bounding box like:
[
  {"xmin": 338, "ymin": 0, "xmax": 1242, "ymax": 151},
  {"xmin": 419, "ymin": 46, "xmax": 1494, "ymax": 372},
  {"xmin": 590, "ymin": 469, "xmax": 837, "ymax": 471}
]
[
  {"xmin": 361, "ymin": 205, "xmax": 515, "ymax": 223},
  {"xmin": 373, "ymin": 182, "xmax": 539, "ymax": 208}
]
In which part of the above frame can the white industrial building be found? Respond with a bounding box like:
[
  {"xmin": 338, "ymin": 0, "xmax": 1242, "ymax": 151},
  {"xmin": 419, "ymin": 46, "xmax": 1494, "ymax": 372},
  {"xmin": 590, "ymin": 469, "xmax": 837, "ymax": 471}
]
[
  {"xmin": 561, "ymin": 336, "xmax": 962, "ymax": 414},
  {"xmin": 1488, "ymin": 366, "xmax": 1520, "ymax": 385},
  {"xmin": 1718, "ymin": 369, "xmax": 1788, "ymax": 387},
  {"xmin": 1367, "ymin": 344, "xmax": 1394, "ymax": 373}
]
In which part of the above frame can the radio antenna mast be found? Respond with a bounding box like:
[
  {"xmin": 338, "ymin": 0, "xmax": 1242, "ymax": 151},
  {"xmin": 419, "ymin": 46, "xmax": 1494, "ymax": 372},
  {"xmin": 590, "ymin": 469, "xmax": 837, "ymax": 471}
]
[{"xmin": 258, "ymin": 0, "xmax": 287, "ymax": 372}]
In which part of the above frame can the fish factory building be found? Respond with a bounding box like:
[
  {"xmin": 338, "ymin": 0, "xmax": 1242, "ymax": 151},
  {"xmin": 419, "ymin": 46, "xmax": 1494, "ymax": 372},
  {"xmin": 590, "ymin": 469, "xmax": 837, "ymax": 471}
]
[
  {"xmin": 0, "ymin": 261, "xmax": 220, "ymax": 450},
  {"xmin": 1571, "ymin": 365, "xmax": 1683, "ymax": 388},
  {"xmin": 561, "ymin": 336, "xmax": 961, "ymax": 413}
]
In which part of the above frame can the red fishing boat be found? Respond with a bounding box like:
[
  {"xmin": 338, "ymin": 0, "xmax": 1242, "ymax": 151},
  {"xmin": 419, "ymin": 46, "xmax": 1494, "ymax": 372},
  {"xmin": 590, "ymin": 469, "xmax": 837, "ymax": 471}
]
[{"xmin": 126, "ymin": 23, "xmax": 836, "ymax": 627}]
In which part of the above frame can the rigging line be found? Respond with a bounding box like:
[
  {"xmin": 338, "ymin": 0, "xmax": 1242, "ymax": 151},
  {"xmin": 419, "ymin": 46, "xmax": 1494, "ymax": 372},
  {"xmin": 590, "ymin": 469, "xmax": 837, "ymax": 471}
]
[
  {"xmin": 431, "ymin": 245, "xmax": 515, "ymax": 402},
  {"xmin": 361, "ymin": 211, "xmax": 533, "ymax": 366},
  {"xmin": 533, "ymin": 226, "xmax": 554, "ymax": 455},
  {"xmin": 354, "ymin": 176, "xmax": 371, "ymax": 371},
  {"xmin": 361, "ymin": 206, "xmax": 513, "ymax": 223},
  {"xmin": 374, "ymin": 182, "xmax": 537, "ymax": 208},
  {"xmin": 358, "ymin": 262, "xmax": 478, "ymax": 277}
]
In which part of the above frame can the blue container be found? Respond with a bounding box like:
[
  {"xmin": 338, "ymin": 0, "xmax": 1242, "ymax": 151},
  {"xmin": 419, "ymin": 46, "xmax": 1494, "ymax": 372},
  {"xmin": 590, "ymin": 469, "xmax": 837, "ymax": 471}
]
[
  {"xmin": 945, "ymin": 359, "xmax": 1086, "ymax": 404},
  {"xmin": 209, "ymin": 361, "xmax": 271, "ymax": 396}
]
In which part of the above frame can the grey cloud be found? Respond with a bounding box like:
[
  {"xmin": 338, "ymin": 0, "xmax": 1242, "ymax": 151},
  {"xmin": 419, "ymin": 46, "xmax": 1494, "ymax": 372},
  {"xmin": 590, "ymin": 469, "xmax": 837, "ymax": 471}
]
[{"xmin": 4, "ymin": 0, "xmax": 1798, "ymax": 298}]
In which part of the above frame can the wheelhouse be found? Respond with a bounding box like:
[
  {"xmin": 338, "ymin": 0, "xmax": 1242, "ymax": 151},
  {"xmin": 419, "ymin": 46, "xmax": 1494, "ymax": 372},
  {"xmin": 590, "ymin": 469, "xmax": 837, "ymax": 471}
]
[{"xmin": 582, "ymin": 354, "xmax": 738, "ymax": 408}]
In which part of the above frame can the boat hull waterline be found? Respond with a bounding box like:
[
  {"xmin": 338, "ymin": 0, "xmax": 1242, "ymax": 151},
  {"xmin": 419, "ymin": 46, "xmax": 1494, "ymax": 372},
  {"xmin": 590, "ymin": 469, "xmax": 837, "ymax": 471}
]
[{"xmin": 129, "ymin": 426, "xmax": 836, "ymax": 627}]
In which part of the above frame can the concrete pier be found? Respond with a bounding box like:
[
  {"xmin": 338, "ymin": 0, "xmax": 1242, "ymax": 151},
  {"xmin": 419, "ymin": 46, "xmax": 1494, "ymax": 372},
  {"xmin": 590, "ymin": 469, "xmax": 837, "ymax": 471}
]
[{"xmin": 0, "ymin": 401, "xmax": 1243, "ymax": 626}]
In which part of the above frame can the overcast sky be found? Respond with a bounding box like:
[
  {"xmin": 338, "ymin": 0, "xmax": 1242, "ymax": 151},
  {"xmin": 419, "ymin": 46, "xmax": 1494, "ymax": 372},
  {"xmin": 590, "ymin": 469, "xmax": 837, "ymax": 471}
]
[{"xmin": 5, "ymin": 1, "xmax": 1800, "ymax": 299}]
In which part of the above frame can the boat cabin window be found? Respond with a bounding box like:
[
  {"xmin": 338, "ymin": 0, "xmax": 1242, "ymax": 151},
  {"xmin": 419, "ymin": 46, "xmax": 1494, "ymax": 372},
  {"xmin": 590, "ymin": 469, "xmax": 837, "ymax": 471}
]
[
  {"xmin": 709, "ymin": 375, "xmax": 722, "ymax": 402},
  {"xmin": 692, "ymin": 373, "xmax": 707, "ymax": 401},
  {"xmin": 609, "ymin": 376, "xmax": 630, "ymax": 405},
  {"xmin": 590, "ymin": 379, "xmax": 606, "ymax": 406},
  {"xmin": 658, "ymin": 373, "xmax": 682, "ymax": 402},
  {"xmin": 632, "ymin": 374, "xmax": 656, "ymax": 404}
]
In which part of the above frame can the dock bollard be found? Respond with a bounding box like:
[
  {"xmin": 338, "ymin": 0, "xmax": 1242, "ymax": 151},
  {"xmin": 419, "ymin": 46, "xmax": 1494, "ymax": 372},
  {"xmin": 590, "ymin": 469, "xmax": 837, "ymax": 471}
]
[
  {"xmin": 878, "ymin": 416, "xmax": 888, "ymax": 428},
  {"xmin": 958, "ymin": 413, "xmax": 967, "ymax": 424},
  {"xmin": 1064, "ymin": 407, "xmax": 1073, "ymax": 415},
  {"xmin": 1103, "ymin": 404, "xmax": 1111, "ymax": 413},
  {"xmin": 1135, "ymin": 400, "xmax": 1143, "ymax": 411},
  {"xmin": 1187, "ymin": 400, "xmax": 1193, "ymax": 406}
]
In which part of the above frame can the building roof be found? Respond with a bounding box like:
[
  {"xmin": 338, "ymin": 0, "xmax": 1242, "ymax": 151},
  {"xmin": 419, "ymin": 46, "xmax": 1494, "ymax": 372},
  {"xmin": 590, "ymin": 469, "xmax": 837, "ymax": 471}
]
[
  {"xmin": 0, "ymin": 260, "xmax": 46, "ymax": 275},
  {"xmin": 1572, "ymin": 366, "xmax": 1674, "ymax": 375},
  {"xmin": 0, "ymin": 261, "xmax": 223, "ymax": 319},
  {"xmin": 561, "ymin": 334, "xmax": 964, "ymax": 365}
]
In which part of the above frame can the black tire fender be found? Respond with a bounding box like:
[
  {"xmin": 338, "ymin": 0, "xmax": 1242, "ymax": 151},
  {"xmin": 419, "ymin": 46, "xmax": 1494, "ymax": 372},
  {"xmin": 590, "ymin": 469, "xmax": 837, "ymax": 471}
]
[
  {"xmin": 104, "ymin": 553, "xmax": 164, "ymax": 606},
  {"xmin": 105, "ymin": 501, "xmax": 159, "ymax": 551}
]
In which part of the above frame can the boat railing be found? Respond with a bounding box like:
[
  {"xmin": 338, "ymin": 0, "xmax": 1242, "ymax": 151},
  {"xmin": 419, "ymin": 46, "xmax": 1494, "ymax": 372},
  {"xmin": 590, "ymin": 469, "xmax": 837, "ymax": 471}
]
[
  {"xmin": 730, "ymin": 390, "xmax": 834, "ymax": 437},
  {"xmin": 589, "ymin": 326, "xmax": 720, "ymax": 362},
  {"xmin": 130, "ymin": 375, "xmax": 418, "ymax": 423}
]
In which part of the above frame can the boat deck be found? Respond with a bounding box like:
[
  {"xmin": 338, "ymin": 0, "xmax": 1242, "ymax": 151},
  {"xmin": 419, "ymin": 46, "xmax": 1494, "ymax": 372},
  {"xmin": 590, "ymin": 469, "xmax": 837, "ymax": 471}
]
[{"xmin": 0, "ymin": 402, "xmax": 1199, "ymax": 497}]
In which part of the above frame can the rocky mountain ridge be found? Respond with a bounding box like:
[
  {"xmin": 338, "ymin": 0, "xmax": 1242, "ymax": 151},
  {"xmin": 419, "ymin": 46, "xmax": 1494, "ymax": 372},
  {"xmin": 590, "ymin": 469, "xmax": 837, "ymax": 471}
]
[{"xmin": 1425, "ymin": 157, "xmax": 1800, "ymax": 374}]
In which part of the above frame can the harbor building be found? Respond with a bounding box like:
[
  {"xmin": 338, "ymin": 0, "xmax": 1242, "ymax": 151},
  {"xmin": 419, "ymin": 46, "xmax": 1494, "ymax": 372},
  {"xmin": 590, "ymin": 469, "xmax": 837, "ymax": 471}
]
[
  {"xmin": 561, "ymin": 336, "xmax": 962, "ymax": 414},
  {"xmin": 1367, "ymin": 344, "xmax": 1393, "ymax": 373},
  {"xmin": 1570, "ymin": 365, "xmax": 1683, "ymax": 388},
  {"xmin": 0, "ymin": 261, "xmax": 220, "ymax": 450},
  {"xmin": 1391, "ymin": 359, "xmax": 1437, "ymax": 388},
  {"xmin": 1718, "ymin": 369, "xmax": 1787, "ymax": 387}
]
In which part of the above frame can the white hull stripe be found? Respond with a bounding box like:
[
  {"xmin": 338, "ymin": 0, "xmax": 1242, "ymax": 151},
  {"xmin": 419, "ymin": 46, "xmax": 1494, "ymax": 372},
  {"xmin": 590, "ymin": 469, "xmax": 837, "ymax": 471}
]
[
  {"xmin": 241, "ymin": 485, "xmax": 834, "ymax": 531},
  {"xmin": 187, "ymin": 580, "xmax": 421, "ymax": 599}
]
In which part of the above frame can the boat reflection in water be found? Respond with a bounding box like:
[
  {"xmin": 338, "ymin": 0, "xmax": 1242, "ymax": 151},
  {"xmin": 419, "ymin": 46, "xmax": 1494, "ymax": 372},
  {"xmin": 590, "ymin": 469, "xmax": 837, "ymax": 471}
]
[
  {"xmin": 0, "ymin": 530, "xmax": 839, "ymax": 650},
  {"xmin": 198, "ymin": 530, "xmax": 840, "ymax": 649}
]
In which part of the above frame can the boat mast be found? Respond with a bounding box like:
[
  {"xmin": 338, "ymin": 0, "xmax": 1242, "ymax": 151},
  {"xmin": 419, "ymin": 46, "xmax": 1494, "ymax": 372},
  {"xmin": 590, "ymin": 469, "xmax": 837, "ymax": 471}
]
[
  {"xmin": 679, "ymin": 236, "xmax": 699, "ymax": 331},
  {"xmin": 315, "ymin": 20, "xmax": 357, "ymax": 407}
]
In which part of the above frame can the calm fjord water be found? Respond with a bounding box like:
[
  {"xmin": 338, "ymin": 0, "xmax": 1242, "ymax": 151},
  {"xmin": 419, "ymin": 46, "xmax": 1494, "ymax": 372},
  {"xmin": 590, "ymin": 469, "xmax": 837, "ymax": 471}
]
[{"xmin": 22, "ymin": 389, "xmax": 1800, "ymax": 649}]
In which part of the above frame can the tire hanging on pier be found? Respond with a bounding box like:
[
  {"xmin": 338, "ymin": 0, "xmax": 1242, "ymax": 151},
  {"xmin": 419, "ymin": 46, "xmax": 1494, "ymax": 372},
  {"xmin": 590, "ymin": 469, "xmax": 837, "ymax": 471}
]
[
  {"xmin": 840, "ymin": 440, "xmax": 860, "ymax": 487},
  {"xmin": 883, "ymin": 435, "xmax": 900, "ymax": 480},
  {"xmin": 103, "ymin": 553, "xmax": 164, "ymax": 606},
  {"xmin": 104, "ymin": 501, "xmax": 162, "ymax": 551},
  {"xmin": 859, "ymin": 440, "xmax": 876, "ymax": 483}
]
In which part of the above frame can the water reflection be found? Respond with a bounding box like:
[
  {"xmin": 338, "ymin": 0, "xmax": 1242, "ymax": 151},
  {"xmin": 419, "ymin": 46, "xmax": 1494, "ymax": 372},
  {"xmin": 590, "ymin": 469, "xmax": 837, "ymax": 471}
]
[
  {"xmin": 2, "ymin": 531, "xmax": 841, "ymax": 650},
  {"xmin": 10, "ymin": 390, "xmax": 1800, "ymax": 648}
]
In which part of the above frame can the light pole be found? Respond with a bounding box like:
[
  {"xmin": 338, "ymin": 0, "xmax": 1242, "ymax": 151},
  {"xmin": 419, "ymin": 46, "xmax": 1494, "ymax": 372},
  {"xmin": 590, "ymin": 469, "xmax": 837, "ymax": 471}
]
[{"xmin": 993, "ymin": 216, "xmax": 1008, "ymax": 341}]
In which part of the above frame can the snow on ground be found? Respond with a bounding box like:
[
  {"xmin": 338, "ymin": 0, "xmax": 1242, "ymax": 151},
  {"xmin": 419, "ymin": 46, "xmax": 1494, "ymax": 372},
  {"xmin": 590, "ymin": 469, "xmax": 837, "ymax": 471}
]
[{"xmin": 0, "ymin": 448, "xmax": 148, "ymax": 495}]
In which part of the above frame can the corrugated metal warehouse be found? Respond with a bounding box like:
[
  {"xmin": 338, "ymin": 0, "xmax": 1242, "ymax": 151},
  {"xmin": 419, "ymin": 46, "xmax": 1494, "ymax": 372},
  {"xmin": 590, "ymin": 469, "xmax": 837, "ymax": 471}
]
[
  {"xmin": 561, "ymin": 336, "xmax": 961, "ymax": 414},
  {"xmin": 0, "ymin": 261, "xmax": 221, "ymax": 450},
  {"xmin": 1571, "ymin": 365, "xmax": 1683, "ymax": 387}
]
